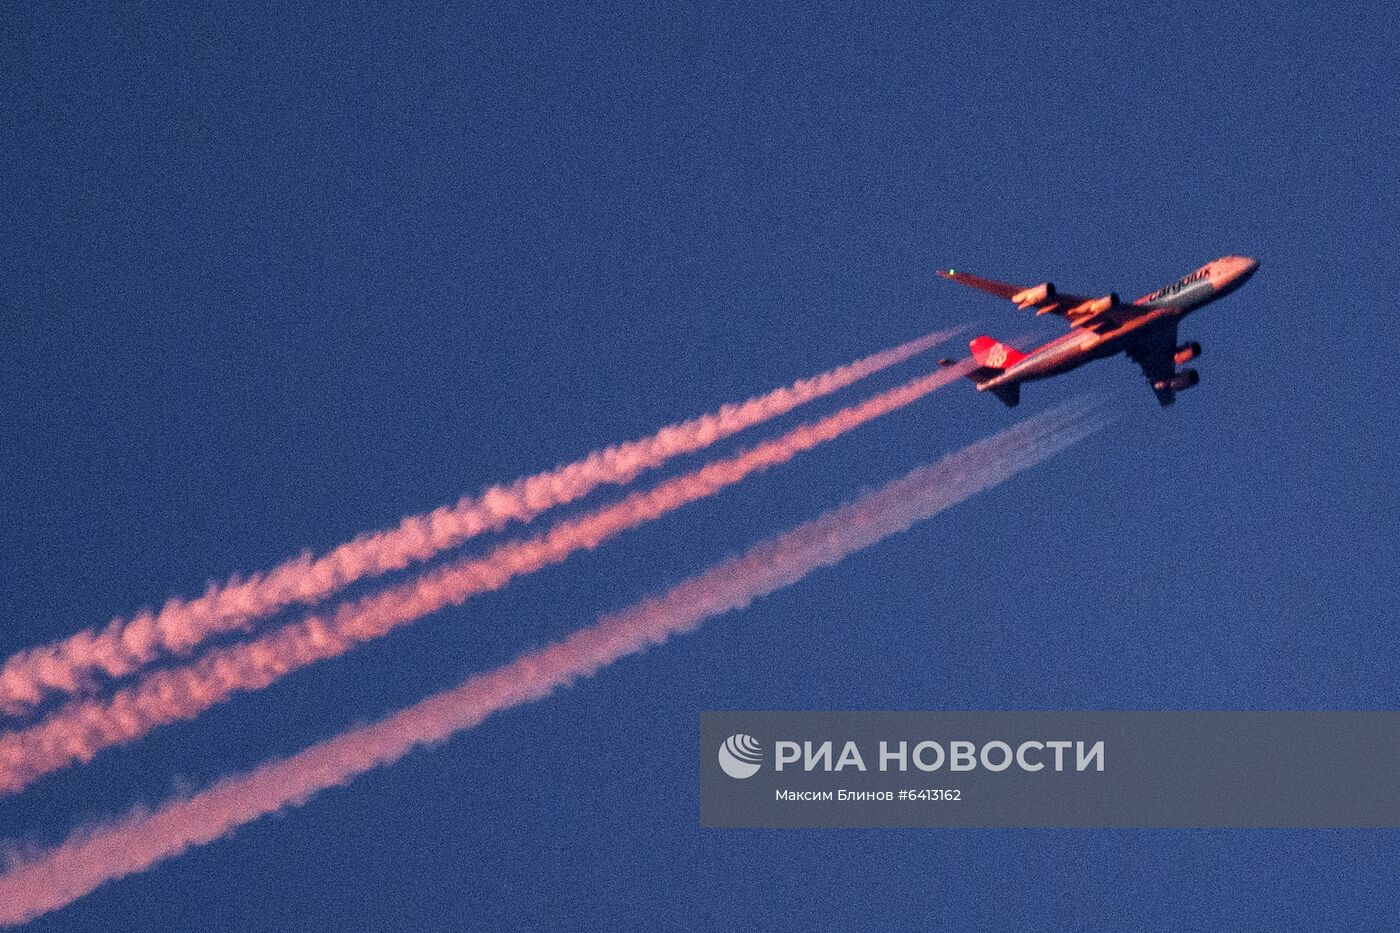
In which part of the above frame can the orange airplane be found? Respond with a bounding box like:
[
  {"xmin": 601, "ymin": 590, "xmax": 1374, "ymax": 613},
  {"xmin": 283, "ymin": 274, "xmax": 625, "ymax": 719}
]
[{"xmin": 937, "ymin": 256, "xmax": 1259, "ymax": 406}]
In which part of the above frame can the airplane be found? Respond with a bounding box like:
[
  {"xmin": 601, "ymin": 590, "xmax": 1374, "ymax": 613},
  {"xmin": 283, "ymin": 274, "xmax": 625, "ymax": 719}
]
[{"xmin": 935, "ymin": 255, "xmax": 1259, "ymax": 407}]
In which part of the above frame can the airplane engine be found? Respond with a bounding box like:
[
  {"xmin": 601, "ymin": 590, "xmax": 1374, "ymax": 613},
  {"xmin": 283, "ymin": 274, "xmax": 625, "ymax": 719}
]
[
  {"xmin": 1082, "ymin": 292, "xmax": 1120, "ymax": 315},
  {"xmin": 1173, "ymin": 342, "xmax": 1202, "ymax": 366},
  {"xmin": 1011, "ymin": 282, "xmax": 1055, "ymax": 308},
  {"xmin": 1169, "ymin": 369, "xmax": 1200, "ymax": 392}
]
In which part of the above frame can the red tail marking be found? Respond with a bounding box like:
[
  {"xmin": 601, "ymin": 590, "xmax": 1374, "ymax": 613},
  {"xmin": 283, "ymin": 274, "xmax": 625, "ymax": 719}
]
[{"xmin": 968, "ymin": 336, "xmax": 1025, "ymax": 370}]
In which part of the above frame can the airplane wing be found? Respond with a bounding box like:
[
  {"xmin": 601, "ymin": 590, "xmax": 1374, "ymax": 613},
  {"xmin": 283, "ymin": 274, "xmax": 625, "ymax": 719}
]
[
  {"xmin": 1123, "ymin": 319, "xmax": 1180, "ymax": 407},
  {"xmin": 937, "ymin": 268, "xmax": 1127, "ymax": 333}
]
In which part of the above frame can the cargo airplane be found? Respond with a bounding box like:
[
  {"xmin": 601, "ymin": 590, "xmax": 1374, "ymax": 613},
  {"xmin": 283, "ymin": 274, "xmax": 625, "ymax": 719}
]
[{"xmin": 936, "ymin": 255, "xmax": 1259, "ymax": 406}]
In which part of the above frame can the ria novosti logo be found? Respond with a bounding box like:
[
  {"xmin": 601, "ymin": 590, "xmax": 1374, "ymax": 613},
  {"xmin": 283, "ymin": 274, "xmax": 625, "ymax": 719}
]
[{"xmin": 718, "ymin": 733, "xmax": 763, "ymax": 779}]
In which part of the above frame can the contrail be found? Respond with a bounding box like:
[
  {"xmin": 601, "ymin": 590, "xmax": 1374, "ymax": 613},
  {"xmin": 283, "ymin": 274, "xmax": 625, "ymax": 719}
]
[
  {"xmin": 0, "ymin": 363, "xmax": 973, "ymax": 795},
  {"xmin": 0, "ymin": 403, "xmax": 1106, "ymax": 927},
  {"xmin": 0, "ymin": 329, "xmax": 957, "ymax": 717}
]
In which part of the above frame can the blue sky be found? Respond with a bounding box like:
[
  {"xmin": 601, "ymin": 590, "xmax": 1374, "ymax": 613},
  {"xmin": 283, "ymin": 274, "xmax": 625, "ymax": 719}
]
[{"xmin": 3, "ymin": 1, "xmax": 1399, "ymax": 929}]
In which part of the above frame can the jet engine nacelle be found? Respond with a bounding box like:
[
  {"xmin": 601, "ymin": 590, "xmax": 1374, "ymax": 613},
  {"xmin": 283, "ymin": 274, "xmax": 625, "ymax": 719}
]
[
  {"xmin": 1011, "ymin": 282, "xmax": 1056, "ymax": 308},
  {"xmin": 1078, "ymin": 292, "xmax": 1119, "ymax": 315},
  {"xmin": 1153, "ymin": 369, "xmax": 1200, "ymax": 393},
  {"xmin": 1173, "ymin": 342, "xmax": 1202, "ymax": 366},
  {"xmin": 1169, "ymin": 369, "xmax": 1200, "ymax": 392}
]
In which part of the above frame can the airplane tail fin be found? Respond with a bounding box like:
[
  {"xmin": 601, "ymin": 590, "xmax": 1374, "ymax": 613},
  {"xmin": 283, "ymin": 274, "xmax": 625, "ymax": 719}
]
[
  {"xmin": 936, "ymin": 336, "xmax": 1024, "ymax": 408},
  {"xmin": 967, "ymin": 335, "xmax": 1025, "ymax": 371}
]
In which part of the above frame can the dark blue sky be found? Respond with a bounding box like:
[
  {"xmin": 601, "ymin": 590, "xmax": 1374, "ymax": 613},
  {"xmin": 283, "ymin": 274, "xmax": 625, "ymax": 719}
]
[{"xmin": 3, "ymin": 1, "xmax": 1399, "ymax": 929}]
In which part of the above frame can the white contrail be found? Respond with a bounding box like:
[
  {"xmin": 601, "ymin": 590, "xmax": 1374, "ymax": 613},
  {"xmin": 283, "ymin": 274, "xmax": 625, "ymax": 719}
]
[
  {"xmin": 0, "ymin": 402, "xmax": 1106, "ymax": 926},
  {"xmin": 0, "ymin": 364, "xmax": 972, "ymax": 795},
  {"xmin": 0, "ymin": 328, "xmax": 957, "ymax": 716}
]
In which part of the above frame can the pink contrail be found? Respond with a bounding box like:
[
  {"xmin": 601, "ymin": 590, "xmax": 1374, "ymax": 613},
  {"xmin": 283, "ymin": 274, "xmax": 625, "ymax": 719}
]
[
  {"xmin": 0, "ymin": 329, "xmax": 957, "ymax": 717},
  {"xmin": 0, "ymin": 363, "xmax": 974, "ymax": 795},
  {"xmin": 0, "ymin": 403, "xmax": 1105, "ymax": 927}
]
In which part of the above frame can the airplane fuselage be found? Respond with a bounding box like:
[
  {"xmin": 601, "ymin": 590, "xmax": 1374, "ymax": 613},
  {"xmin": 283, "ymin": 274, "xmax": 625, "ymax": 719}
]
[{"xmin": 979, "ymin": 255, "xmax": 1258, "ymax": 390}]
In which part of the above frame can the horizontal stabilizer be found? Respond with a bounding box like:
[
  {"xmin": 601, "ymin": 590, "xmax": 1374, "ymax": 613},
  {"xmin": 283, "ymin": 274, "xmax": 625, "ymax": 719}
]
[{"xmin": 988, "ymin": 383, "xmax": 1021, "ymax": 407}]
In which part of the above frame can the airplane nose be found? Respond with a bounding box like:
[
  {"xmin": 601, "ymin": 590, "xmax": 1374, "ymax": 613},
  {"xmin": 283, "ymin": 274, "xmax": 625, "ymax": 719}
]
[{"xmin": 1207, "ymin": 256, "xmax": 1258, "ymax": 292}]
